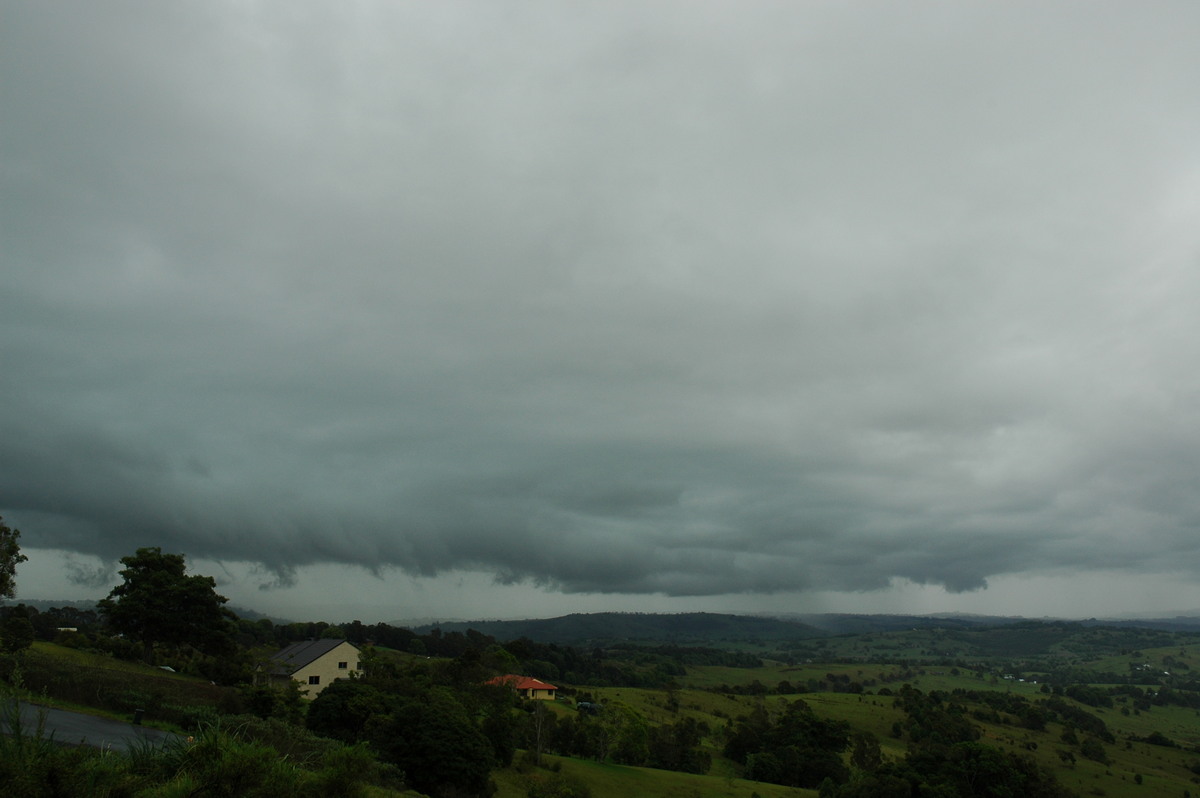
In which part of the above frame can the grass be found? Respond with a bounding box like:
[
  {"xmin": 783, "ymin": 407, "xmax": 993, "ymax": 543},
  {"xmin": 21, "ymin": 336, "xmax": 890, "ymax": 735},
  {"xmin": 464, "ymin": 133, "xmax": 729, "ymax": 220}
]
[
  {"xmin": 14, "ymin": 642, "xmax": 232, "ymax": 730},
  {"xmin": 575, "ymin": 680, "xmax": 1200, "ymax": 798},
  {"xmin": 492, "ymin": 752, "xmax": 815, "ymax": 798}
]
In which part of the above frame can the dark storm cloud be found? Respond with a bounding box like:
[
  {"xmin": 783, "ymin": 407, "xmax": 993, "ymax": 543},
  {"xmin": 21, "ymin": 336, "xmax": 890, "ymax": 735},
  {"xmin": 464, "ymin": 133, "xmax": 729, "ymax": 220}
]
[
  {"xmin": 4, "ymin": 1, "xmax": 1200, "ymax": 603},
  {"xmin": 64, "ymin": 554, "xmax": 116, "ymax": 591}
]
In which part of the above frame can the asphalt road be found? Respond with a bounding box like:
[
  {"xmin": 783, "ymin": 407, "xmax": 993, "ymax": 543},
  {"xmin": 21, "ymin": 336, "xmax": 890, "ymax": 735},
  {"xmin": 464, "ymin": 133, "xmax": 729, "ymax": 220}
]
[{"xmin": 3, "ymin": 701, "xmax": 180, "ymax": 751}]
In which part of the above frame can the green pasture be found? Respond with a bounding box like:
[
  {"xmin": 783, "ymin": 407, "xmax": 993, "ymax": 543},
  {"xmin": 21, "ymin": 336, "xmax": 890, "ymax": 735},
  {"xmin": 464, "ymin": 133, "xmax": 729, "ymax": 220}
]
[
  {"xmin": 27, "ymin": 641, "xmax": 194, "ymax": 676},
  {"xmin": 16, "ymin": 641, "xmax": 231, "ymax": 729},
  {"xmin": 1085, "ymin": 640, "xmax": 1200, "ymax": 676},
  {"xmin": 680, "ymin": 662, "xmax": 910, "ymax": 690},
  {"xmin": 1105, "ymin": 700, "xmax": 1200, "ymax": 747},
  {"xmin": 492, "ymin": 752, "xmax": 814, "ymax": 798},
  {"xmin": 946, "ymin": 698, "xmax": 1200, "ymax": 798}
]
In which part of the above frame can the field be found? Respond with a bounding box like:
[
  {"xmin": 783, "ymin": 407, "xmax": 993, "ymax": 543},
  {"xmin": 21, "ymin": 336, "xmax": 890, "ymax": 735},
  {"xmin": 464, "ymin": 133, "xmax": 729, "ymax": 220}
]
[
  {"xmin": 492, "ymin": 754, "xmax": 815, "ymax": 798},
  {"xmin": 16, "ymin": 641, "xmax": 231, "ymax": 728}
]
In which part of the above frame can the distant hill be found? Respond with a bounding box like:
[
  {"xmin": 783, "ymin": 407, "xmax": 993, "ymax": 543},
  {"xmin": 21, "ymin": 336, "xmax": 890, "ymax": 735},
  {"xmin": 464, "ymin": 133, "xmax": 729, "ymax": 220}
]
[
  {"xmin": 1, "ymin": 599, "xmax": 99, "ymax": 612},
  {"xmin": 411, "ymin": 610, "xmax": 1200, "ymax": 653},
  {"xmin": 1079, "ymin": 616, "xmax": 1200, "ymax": 633},
  {"xmin": 779, "ymin": 613, "xmax": 1025, "ymax": 635},
  {"xmin": 410, "ymin": 611, "xmax": 1040, "ymax": 646},
  {"xmin": 785, "ymin": 612, "xmax": 1200, "ymax": 636},
  {"xmin": 414, "ymin": 612, "xmax": 825, "ymax": 646},
  {"xmin": 1, "ymin": 598, "xmax": 280, "ymax": 623}
]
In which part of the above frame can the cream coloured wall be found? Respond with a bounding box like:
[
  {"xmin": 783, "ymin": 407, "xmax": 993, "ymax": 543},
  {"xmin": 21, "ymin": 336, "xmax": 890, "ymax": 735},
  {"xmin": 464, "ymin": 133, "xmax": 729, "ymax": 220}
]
[{"xmin": 291, "ymin": 641, "xmax": 361, "ymax": 697}]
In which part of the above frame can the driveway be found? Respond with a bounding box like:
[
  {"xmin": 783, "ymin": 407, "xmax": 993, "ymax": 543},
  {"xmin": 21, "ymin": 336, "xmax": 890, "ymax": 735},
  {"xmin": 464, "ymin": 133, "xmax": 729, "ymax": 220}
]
[{"xmin": 3, "ymin": 701, "xmax": 180, "ymax": 751}]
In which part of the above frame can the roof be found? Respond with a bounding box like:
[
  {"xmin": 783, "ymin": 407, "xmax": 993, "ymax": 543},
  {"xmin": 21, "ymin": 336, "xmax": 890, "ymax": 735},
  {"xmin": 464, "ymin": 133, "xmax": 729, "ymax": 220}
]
[
  {"xmin": 487, "ymin": 674, "xmax": 558, "ymax": 691},
  {"xmin": 268, "ymin": 639, "xmax": 358, "ymax": 675}
]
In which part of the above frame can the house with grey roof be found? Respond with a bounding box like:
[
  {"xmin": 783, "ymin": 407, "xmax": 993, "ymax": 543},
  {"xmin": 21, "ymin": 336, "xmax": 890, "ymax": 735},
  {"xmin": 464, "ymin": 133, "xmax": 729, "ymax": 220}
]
[{"xmin": 265, "ymin": 639, "xmax": 361, "ymax": 697}]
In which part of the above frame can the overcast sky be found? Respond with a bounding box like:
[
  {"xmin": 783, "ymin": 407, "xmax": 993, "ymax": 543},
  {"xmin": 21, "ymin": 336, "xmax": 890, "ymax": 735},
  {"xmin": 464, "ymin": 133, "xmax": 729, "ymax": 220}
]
[{"xmin": 4, "ymin": 1, "xmax": 1200, "ymax": 623}]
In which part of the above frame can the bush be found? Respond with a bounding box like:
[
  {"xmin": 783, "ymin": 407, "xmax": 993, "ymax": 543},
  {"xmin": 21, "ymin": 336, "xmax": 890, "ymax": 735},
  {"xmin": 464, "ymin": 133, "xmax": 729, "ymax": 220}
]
[
  {"xmin": 0, "ymin": 696, "xmax": 390, "ymax": 798},
  {"xmin": 525, "ymin": 771, "xmax": 592, "ymax": 798}
]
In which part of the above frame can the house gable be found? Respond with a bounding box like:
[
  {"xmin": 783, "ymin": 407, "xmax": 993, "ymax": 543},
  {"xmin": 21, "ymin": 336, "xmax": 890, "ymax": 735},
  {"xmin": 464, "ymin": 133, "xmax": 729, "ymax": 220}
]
[{"xmin": 267, "ymin": 639, "xmax": 361, "ymax": 697}]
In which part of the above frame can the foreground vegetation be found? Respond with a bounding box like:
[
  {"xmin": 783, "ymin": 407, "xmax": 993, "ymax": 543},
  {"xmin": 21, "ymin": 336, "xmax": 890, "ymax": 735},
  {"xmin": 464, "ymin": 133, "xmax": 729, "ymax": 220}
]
[{"xmin": 0, "ymin": 700, "xmax": 407, "ymax": 798}]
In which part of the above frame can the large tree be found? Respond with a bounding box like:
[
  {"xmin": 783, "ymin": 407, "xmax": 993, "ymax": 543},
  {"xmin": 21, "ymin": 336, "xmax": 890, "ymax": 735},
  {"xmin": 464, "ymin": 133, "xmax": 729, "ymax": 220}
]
[
  {"xmin": 98, "ymin": 547, "xmax": 235, "ymax": 664},
  {"xmin": 0, "ymin": 515, "xmax": 28, "ymax": 599}
]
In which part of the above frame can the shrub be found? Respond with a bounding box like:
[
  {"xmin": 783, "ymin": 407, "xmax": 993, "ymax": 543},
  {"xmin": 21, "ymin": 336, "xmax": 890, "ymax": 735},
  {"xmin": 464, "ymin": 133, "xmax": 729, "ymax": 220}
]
[{"xmin": 525, "ymin": 771, "xmax": 592, "ymax": 798}]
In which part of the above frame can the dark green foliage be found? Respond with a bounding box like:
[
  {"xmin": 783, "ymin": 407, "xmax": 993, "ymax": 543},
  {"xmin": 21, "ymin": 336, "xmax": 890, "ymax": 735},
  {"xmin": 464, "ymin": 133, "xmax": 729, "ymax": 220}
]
[
  {"xmin": 610, "ymin": 705, "xmax": 649, "ymax": 765},
  {"xmin": 835, "ymin": 771, "xmax": 913, "ymax": 798},
  {"xmin": 524, "ymin": 771, "xmax": 592, "ymax": 798},
  {"xmin": 308, "ymin": 743, "xmax": 395, "ymax": 798},
  {"xmin": 0, "ymin": 705, "xmax": 385, "ymax": 797},
  {"xmin": 218, "ymin": 715, "xmax": 345, "ymax": 764},
  {"xmin": 172, "ymin": 730, "xmax": 303, "ymax": 797},
  {"xmin": 905, "ymin": 742, "xmax": 1074, "ymax": 798},
  {"xmin": 1018, "ymin": 704, "xmax": 1048, "ymax": 731},
  {"xmin": 0, "ymin": 728, "xmax": 144, "ymax": 797},
  {"xmin": 1043, "ymin": 696, "xmax": 1113, "ymax": 742},
  {"xmin": 481, "ymin": 699, "xmax": 520, "ymax": 767},
  {"xmin": 833, "ymin": 686, "xmax": 1077, "ymax": 798},
  {"xmin": 367, "ymin": 687, "xmax": 495, "ymax": 796},
  {"xmin": 0, "ymin": 515, "xmax": 26, "ymax": 600},
  {"xmin": 306, "ymin": 679, "xmax": 391, "ymax": 744},
  {"xmin": 850, "ymin": 731, "xmax": 883, "ymax": 772},
  {"xmin": 1079, "ymin": 736, "xmax": 1109, "ymax": 764},
  {"xmin": 1130, "ymin": 730, "xmax": 1177, "ymax": 748},
  {"xmin": 98, "ymin": 547, "xmax": 236, "ymax": 665},
  {"xmin": 1065, "ymin": 684, "xmax": 1114, "ymax": 708},
  {"xmin": 239, "ymin": 682, "xmax": 301, "ymax": 722},
  {"xmin": 894, "ymin": 687, "xmax": 979, "ymax": 749},
  {"xmin": 747, "ymin": 744, "xmax": 849, "ymax": 789},
  {"xmin": 724, "ymin": 699, "xmax": 851, "ymax": 788},
  {"xmin": 307, "ymin": 649, "xmax": 514, "ymax": 794},
  {"xmin": 646, "ymin": 716, "xmax": 712, "ymax": 773},
  {"xmin": 722, "ymin": 703, "xmax": 771, "ymax": 764},
  {"xmin": 1, "ymin": 604, "xmax": 36, "ymax": 656}
]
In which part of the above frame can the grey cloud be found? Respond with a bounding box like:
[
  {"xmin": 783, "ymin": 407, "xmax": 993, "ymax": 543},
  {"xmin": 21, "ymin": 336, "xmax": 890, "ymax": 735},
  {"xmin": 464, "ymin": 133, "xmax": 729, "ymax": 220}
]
[
  {"xmin": 64, "ymin": 555, "xmax": 116, "ymax": 591},
  {"xmin": 4, "ymin": 2, "xmax": 1200, "ymax": 609}
]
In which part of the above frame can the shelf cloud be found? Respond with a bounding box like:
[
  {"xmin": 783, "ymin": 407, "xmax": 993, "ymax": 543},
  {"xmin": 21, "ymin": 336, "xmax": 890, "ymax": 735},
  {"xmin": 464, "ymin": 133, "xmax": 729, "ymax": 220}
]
[{"xmin": 4, "ymin": 2, "xmax": 1200, "ymax": 617}]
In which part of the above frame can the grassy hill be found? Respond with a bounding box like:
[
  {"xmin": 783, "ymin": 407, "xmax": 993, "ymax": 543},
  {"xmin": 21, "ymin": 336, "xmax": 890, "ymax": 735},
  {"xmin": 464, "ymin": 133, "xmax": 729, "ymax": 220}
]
[
  {"xmin": 415, "ymin": 611, "xmax": 825, "ymax": 647},
  {"xmin": 491, "ymin": 753, "xmax": 815, "ymax": 798},
  {"xmin": 16, "ymin": 641, "xmax": 232, "ymax": 728}
]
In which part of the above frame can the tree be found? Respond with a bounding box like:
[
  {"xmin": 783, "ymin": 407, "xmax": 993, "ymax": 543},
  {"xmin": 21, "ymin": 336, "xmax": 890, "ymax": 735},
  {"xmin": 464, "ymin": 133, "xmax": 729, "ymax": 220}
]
[
  {"xmin": 1, "ymin": 605, "xmax": 35, "ymax": 655},
  {"xmin": 98, "ymin": 547, "xmax": 235, "ymax": 664},
  {"xmin": 307, "ymin": 679, "xmax": 392, "ymax": 744},
  {"xmin": 367, "ymin": 688, "xmax": 496, "ymax": 796},
  {"xmin": 0, "ymin": 515, "xmax": 28, "ymax": 599},
  {"xmin": 850, "ymin": 731, "xmax": 884, "ymax": 773}
]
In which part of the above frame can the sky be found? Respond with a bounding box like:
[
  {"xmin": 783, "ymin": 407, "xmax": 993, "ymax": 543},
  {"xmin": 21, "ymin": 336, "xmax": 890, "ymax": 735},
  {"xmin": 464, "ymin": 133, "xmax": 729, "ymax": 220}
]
[{"xmin": 4, "ymin": 1, "xmax": 1200, "ymax": 624}]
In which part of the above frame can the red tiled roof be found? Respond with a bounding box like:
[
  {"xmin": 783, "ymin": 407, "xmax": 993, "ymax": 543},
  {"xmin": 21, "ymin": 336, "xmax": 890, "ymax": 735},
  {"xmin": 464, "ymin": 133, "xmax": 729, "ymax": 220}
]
[{"xmin": 487, "ymin": 674, "xmax": 558, "ymax": 691}]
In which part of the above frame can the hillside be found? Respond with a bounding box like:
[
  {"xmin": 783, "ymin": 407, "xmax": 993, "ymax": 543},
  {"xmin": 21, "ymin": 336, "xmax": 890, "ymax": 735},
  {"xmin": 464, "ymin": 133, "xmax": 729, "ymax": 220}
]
[{"xmin": 414, "ymin": 611, "xmax": 825, "ymax": 646}]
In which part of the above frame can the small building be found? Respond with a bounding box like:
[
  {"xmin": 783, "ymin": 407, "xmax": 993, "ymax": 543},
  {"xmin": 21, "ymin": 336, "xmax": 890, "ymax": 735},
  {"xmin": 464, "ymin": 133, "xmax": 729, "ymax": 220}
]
[
  {"xmin": 486, "ymin": 674, "xmax": 558, "ymax": 700},
  {"xmin": 266, "ymin": 639, "xmax": 362, "ymax": 697}
]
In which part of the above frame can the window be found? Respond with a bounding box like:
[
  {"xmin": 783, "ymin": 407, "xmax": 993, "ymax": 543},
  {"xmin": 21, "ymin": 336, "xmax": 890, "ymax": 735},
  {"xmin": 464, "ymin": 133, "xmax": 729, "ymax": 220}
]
[
  {"xmin": 338, "ymin": 661, "xmax": 348, "ymax": 669},
  {"xmin": 356, "ymin": 662, "xmax": 363, "ymax": 670},
  {"xmin": 308, "ymin": 675, "xmax": 320, "ymax": 685}
]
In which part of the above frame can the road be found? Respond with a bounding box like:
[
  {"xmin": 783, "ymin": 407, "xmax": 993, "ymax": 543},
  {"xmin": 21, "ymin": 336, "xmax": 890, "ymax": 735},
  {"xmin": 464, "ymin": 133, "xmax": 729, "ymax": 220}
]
[{"xmin": 3, "ymin": 700, "xmax": 180, "ymax": 751}]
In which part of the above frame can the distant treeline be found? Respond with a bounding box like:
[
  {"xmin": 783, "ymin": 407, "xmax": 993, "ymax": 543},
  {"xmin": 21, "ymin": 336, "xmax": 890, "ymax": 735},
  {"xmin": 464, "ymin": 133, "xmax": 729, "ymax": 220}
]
[{"xmin": 1, "ymin": 604, "xmax": 758, "ymax": 689}]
